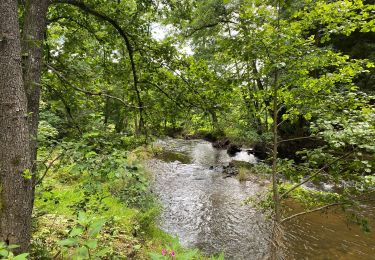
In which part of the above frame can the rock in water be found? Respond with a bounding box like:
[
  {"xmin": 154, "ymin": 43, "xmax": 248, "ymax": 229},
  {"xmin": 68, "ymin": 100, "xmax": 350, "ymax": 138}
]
[
  {"xmin": 222, "ymin": 162, "xmax": 238, "ymax": 175},
  {"xmin": 227, "ymin": 144, "xmax": 241, "ymax": 156},
  {"xmin": 212, "ymin": 138, "xmax": 230, "ymax": 148}
]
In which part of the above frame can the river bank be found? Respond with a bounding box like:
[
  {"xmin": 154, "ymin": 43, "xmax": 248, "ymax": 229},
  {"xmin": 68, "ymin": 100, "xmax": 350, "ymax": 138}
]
[{"xmin": 148, "ymin": 138, "xmax": 375, "ymax": 259}]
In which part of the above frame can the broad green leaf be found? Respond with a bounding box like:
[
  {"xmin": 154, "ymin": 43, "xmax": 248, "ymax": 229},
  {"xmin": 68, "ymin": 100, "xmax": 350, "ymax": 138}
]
[
  {"xmin": 75, "ymin": 246, "xmax": 89, "ymax": 258},
  {"xmin": 70, "ymin": 227, "xmax": 84, "ymax": 237},
  {"xmin": 84, "ymin": 239, "xmax": 97, "ymax": 249},
  {"xmin": 94, "ymin": 248, "xmax": 110, "ymax": 257},
  {"xmin": 0, "ymin": 249, "xmax": 8, "ymax": 257},
  {"xmin": 13, "ymin": 253, "xmax": 29, "ymax": 260},
  {"xmin": 58, "ymin": 238, "xmax": 77, "ymax": 247},
  {"xmin": 77, "ymin": 211, "xmax": 88, "ymax": 226},
  {"xmin": 88, "ymin": 219, "xmax": 106, "ymax": 237}
]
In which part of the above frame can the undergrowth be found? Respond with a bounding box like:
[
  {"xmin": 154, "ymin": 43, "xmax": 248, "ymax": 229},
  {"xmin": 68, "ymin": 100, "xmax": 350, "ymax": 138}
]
[{"xmin": 31, "ymin": 130, "xmax": 221, "ymax": 259}]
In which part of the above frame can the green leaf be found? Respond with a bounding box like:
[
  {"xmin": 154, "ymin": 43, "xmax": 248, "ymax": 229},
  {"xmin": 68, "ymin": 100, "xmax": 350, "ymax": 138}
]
[
  {"xmin": 70, "ymin": 227, "xmax": 84, "ymax": 237},
  {"xmin": 77, "ymin": 211, "xmax": 89, "ymax": 226},
  {"xmin": 75, "ymin": 246, "xmax": 89, "ymax": 258},
  {"xmin": 58, "ymin": 238, "xmax": 77, "ymax": 247},
  {"xmin": 84, "ymin": 239, "xmax": 97, "ymax": 249},
  {"xmin": 88, "ymin": 219, "xmax": 106, "ymax": 237},
  {"xmin": 22, "ymin": 169, "xmax": 32, "ymax": 180},
  {"xmin": 180, "ymin": 249, "xmax": 199, "ymax": 260},
  {"xmin": 13, "ymin": 253, "xmax": 29, "ymax": 260},
  {"xmin": 0, "ymin": 249, "xmax": 8, "ymax": 257},
  {"xmin": 84, "ymin": 151, "xmax": 97, "ymax": 158},
  {"xmin": 149, "ymin": 252, "xmax": 164, "ymax": 260},
  {"xmin": 94, "ymin": 248, "xmax": 110, "ymax": 257}
]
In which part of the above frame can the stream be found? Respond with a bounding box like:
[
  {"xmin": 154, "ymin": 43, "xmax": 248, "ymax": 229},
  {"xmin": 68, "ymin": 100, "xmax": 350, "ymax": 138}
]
[{"xmin": 147, "ymin": 138, "xmax": 375, "ymax": 259}]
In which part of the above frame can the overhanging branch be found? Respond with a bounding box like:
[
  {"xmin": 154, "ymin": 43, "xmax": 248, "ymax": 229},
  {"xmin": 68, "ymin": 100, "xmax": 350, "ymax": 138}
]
[
  {"xmin": 46, "ymin": 63, "xmax": 142, "ymax": 109},
  {"xmin": 281, "ymin": 197, "xmax": 375, "ymax": 223},
  {"xmin": 281, "ymin": 202, "xmax": 347, "ymax": 223},
  {"xmin": 280, "ymin": 150, "xmax": 355, "ymax": 199},
  {"xmin": 51, "ymin": 0, "xmax": 144, "ymax": 127}
]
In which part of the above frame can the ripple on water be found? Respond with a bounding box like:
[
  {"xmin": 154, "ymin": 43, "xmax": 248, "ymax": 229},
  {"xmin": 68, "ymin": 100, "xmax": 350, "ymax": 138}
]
[
  {"xmin": 149, "ymin": 139, "xmax": 375, "ymax": 260},
  {"xmin": 149, "ymin": 139, "xmax": 270, "ymax": 259}
]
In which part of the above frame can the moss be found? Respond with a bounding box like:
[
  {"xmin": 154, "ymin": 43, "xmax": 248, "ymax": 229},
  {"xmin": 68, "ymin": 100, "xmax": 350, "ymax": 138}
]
[
  {"xmin": 11, "ymin": 156, "xmax": 21, "ymax": 166},
  {"xmin": 231, "ymin": 160, "xmax": 254, "ymax": 170},
  {"xmin": 237, "ymin": 167, "xmax": 249, "ymax": 182},
  {"xmin": 155, "ymin": 150, "xmax": 191, "ymax": 164}
]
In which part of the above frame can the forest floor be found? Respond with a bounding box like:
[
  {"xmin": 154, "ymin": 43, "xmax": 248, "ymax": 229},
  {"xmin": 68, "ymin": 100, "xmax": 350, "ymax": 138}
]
[{"xmin": 30, "ymin": 144, "xmax": 222, "ymax": 259}]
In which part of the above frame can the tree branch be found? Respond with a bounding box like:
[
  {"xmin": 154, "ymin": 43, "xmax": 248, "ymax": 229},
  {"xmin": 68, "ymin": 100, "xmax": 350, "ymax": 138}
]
[
  {"xmin": 48, "ymin": 15, "xmax": 105, "ymax": 44},
  {"xmin": 45, "ymin": 84, "xmax": 83, "ymax": 134},
  {"xmin": 280, "ymin": 150, "xmax": 355, "ymax": 199},
  {"xmin": 138, "ymin": 80, "xmax": 184, "ymax": 109},
  {"xmin": 281, "ymin": 202, "xmax": 347, "ymax": 223},
  {"xmin": 34, "ymin": 152, "xmax": 65, "ymax": 187},
  {"xmin": 185, "ymin": 19, "xmax": 236, "ymax": 37},
  {"xmin": 281, "ymin": 197, "xmax": 375, "ymax": 223},
  {"xmin": 46, "ymin": 63, "xmax": 142, "ymax": 108},
  {"xmin": 277, "ymin": 136, "xmax": 319, "ymax": 144},
  {"xmin": 51, "ymin": 0, "xmax": 144, "ymax": 128}
]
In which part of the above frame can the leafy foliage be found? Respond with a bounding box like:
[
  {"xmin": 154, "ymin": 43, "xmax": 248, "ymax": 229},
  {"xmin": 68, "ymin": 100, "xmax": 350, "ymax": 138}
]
[
  {"xmin": 27, "ymin": 0, "xmax": 375, "ymax": 258},
  {"xmin": 57, "ymin": 212, "xmax": 108, "ymax": 259},
  {"xmin": 0, "ymin": 243, "xmax": 29, "ymax": 260}
]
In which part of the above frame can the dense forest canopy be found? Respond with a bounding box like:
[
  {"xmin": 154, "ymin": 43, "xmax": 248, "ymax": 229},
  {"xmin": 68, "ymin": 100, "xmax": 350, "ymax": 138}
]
[{"xmin": 0, "ymin": 0, "xmax": 374, "ymax": 259}]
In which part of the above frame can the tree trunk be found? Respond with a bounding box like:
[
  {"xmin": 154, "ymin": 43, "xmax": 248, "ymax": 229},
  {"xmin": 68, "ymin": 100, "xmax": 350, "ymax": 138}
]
[
  {"xmin": 271, "ymin": 69, "xmax": 282, "ymax": 260},
  {"xmin": 271, "ymin": 2, "xmax": 283, "ymax": 258},
  {"xmin": 22, "ymin": 0, "xmax": 49, "ymax": 182},
  {"xmin": 209, "ymin": 109, "xmax": 218, "ymax": 129},
  {"xmin": 0, "ymin": 0, "xmax": 33, "ymax": 252}
]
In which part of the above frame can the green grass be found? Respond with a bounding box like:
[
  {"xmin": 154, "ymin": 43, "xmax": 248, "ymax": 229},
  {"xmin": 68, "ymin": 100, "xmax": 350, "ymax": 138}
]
[{"xmin": 31, "ymin": 143, "xmax": 218, "ymax": 259}]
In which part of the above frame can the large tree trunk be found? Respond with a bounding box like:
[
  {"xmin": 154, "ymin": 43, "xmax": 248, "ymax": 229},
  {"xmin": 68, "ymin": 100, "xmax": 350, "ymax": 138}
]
[
  {"xmin": 0, "ymin": 0, "xmax": 33, "ymax": 252},
  {"xmin": 22, "ymin": 0, "xmax": 49, "ymax": 186}
]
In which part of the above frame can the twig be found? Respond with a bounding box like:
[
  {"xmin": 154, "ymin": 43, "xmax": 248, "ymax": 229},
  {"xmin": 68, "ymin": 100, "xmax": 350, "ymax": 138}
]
[
  {"xmin": 280, "ymin": 150, "xmax": 355, "ymax": 199},
  {"xmin": 138, "ymin": 80, "xmax": 184, "ymax": 109},
  {"xmin": 281, "ymin": 198, "xmax": 375, "ymax": 223},
  {"xmin": 185, "ymin": 19, "xmax": 236, "ymax": 37},
  {"xmin": 277, "ymin": 119, "xmax": 287, "ymax": 128},
  {"xmin": 281, "ymin": 202, "xmax": 347, "ymax": 223},
  {"xmin": 53, "ymin": 250, "xmax": 61, "ymax": 259},
  {"xmin": 277, "ymin": 136, "xmax": 319, "ymax": 144},
  {"xmin": 34, "ymin": 152, "xmax": 65, "ymax": 187}
]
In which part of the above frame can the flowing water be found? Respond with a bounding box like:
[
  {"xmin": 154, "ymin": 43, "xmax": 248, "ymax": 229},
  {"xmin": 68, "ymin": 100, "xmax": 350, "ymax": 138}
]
[{"xmin": 148, "ymin": 138, "xmax": 375, "ymax": 259}]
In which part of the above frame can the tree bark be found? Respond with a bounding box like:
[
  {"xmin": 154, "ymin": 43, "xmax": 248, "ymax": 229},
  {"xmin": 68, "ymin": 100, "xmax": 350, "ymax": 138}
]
[
  {"xmin": 270, "ymin": 68, "xmax": 283, "ymax": 260},
  {"xmin": 0, "ymin": 0, "xmax": 33, "ymax": 252},
  {"xmin": 271, "ymin": 2, "xmax": 283, "ymax": 259},
  {"xmin": 22, "ymin": 0, "xmax": 49, "ymax": 181}
]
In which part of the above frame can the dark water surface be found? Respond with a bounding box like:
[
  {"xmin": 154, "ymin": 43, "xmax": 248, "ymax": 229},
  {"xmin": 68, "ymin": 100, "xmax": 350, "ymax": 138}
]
[{"xmin": 148, "ymin": 138, "xmax": 375, "ymax": 259}]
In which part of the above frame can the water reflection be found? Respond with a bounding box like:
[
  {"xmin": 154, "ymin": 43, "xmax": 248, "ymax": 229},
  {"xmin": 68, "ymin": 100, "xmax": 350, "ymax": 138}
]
[
  {"xmin": 284, "ymin": 201, "xmax": 375, "ymax": 259},
  {"xmin": 149, "ymin": 138, "xmax": 375, "ymax": 259}
]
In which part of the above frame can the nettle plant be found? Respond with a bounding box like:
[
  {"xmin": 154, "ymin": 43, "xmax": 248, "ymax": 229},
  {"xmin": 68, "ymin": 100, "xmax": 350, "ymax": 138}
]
[
  {"xmin": 0, "ymin": 243, "xmax": 29, "ymax": 260},
  {"xmin": 57, "ymin": 211, "xmax": 108, "ymax": 259}
]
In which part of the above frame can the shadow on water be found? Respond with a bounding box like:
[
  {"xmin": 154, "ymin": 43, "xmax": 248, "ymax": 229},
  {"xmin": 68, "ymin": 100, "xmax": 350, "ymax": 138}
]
[
  {"xmin": 284, "ymin": 200, "xmax": 375, "ymax": 260},
  {"xmin": 148, "ymin": 138, "xmax": 375, "ymax": 259}
]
